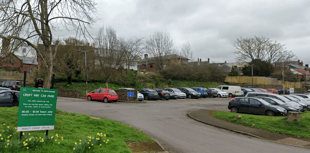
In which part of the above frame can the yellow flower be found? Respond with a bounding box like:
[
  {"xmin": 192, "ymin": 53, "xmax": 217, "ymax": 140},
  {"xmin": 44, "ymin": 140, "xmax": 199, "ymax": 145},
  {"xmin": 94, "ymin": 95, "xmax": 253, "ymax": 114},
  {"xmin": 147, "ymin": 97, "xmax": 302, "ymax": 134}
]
[
  {"xmin": 7, "ymin": 140, "xmax": 10, "ymax": 142},
  {"xmin": 26, "ymin": 139, "xmax": 28, "ymax": 141},
  {"xmin": 0, "ymin": 134, "xmax": 1, "ymax": 136},
  {"xmin": 79, "ymin": 140, "xmax": 81, "ymax": 142},
  {"xmin": 92, "ymin": 137, "xmax": 94, "ymax": 139},
  {"xmin": 56, "ymin": 134, "xmax": 58, "ymax": 137},
  {"xmin": 55, "ymin": 139, "xmax": 57, "ymax": 141},
  {"xmin": 24, "ymin": 143, "xmax": 28, "ymax": 146},
  {"xmin": 27, "ymin": 147, "xmax": 29, "ymax": 149},
  {"xmin": 107, "ymin": 139, "xmax": 109, "ymax": 142},
  {"xmin": 103, "ymin": 140, "xmax": 105, "ymax": 142},
  {"xmin": 88, "ymin": 142, "xmax": 89, "ymax": 144},
  {"xmin": 97, "ymin": 133, "xmax": 99, "ymax": 135},
  {"xmin": 15, "ymin": 127, "xmax": 17, "ymax": 129},
  {"xmin": 3, "ymin": 123, "xmax": 5, "ymax": 125},
  {"xmin": 51, "ymin": 136, "xmax": 54, "ymax": 139},
  {"xmin": 22, "ymin": 133, "xmax": 24, "ymax": 135},
  {"xmin": 106, "ymin": 141, "xmax": 108, "ymax": 144},
  {"xmin": 89, "ymin": 139, "xmax": 91, "ymax": 142},
  {"xmin": 104, "ymin": 134, "xmax": 106, "ymax": 137},
  {"xmin": 28, "ymin": 133, "xmax": 31, "ymax": 135},
  {"xmin": 100, "ymin": 144, "xmax": 102, "ymax": 146},
  {"xmin": 91, "ymin": 144, "xmax": 93, "ymax": 146},
  {"xmin": 75, "ymin": 142, "xmax": 77, "ymax": 145},
  {"xmin": 1, "ymin": 138, "xmax": 3, "ymax": 140},
  {"xmin": 39, "ymin": 137, "xmax": 41, "ymax": 139},
  {"xmin": 73, "ymin": 148, "xmax": 75, "ymax": 150},
  {"xmin": 89, "ymin": 147, "xmax": 91, "ymax": 149},
  {"xmin": 58, "ymin": 142, "xmax": 60, "ymax": 144},
  {"xmin": 7, "ymin": 143, "xmax": 9, "ymax": 146},
  {"xmin": 7, "ymin": 126, "xmax": 9, "ymax": 128},
  {"xmin": 79, "ymin": 143, "xmax": 81, "ymax": 145},
  {"xmin": 96, "ymin": 138, "xmax": 99, "ymax": 140}
]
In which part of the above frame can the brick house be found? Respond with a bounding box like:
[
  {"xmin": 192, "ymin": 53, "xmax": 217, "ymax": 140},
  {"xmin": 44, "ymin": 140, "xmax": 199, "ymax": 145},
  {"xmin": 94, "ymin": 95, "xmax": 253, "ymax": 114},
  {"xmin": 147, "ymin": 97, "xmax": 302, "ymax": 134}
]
[{"xmin": 0, "ymin": 53, "xmax": 38, "ymax": 73}]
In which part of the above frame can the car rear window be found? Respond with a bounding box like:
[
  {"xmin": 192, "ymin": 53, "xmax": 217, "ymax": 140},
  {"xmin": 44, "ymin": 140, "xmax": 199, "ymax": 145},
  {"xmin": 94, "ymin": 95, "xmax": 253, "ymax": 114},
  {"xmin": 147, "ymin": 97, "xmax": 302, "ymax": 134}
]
[
  {"xmin": 16, "ymin": 82, "xmax": 22, "ymax": 85},
  {"xmin": 148, "ymin": 90, "xmax": 157, "ymax": 93},
  {"xmin": 108, "ymin": 90, "xmax": 116, "ymax": 93}
]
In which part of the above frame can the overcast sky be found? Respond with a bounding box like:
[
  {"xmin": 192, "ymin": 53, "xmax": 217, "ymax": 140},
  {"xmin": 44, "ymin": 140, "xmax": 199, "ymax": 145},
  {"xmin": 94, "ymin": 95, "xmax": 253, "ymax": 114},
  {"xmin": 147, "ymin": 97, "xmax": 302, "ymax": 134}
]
[{"xmin": 57, "ymin": 0, "xmax": 310, "ymax": 65}]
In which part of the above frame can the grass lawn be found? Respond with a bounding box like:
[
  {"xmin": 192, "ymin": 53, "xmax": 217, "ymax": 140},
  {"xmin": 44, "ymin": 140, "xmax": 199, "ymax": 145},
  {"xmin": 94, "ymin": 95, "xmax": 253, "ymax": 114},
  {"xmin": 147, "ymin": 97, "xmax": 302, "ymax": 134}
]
[
  {"xmin": 213, "ymin": 111, "xmax": 310, "ymax": 139},
  {"xmin": 0, "ymin": 107, "xmax": 154, "ymax": 153}
]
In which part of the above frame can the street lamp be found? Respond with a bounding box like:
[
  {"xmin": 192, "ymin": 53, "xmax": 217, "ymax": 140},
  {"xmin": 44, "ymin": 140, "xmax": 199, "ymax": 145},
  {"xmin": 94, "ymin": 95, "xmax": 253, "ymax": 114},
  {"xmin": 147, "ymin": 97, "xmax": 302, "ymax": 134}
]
[
  {"xmin": 251, "ymin": 65, "xmax": 253, "ymax": 87},
  {"xmin": 77, "ymin": 49, "xmax": 93, "ymax": 95}
]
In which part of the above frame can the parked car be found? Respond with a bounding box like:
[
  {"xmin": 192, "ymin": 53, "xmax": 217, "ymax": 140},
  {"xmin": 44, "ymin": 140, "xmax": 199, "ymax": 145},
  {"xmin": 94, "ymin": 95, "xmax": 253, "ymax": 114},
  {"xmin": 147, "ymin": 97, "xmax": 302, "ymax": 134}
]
[
  {"xmin": 154, "ymin": 89, "xmax": 170, "ymax": 100},
  {"xmin": 163, "ymin": 88, "xmax": 186, "ymax": 99},
  {"xmin": 86, "ymin": 88, "xmax": 118, "ymax": 103},
  {"xmin": 140, "ymin": 88, "xmax": 159, "ymax": 100},
  {"xmin": 284, "ymin": 95, "xmax": 310, "ymax": 110},
  {"xmin": 267, "ymin": 88, "xmax": 278, "ymax": 94},
  {"xmin": 245, "ymin": 92, "xmax": 306, "ymax": 110},
  {"xmin": 259, "ymin": 88, "xmax": 267, "ymax": 93},
  {"xmin": 228, "ymin": 97, "xmax": 287, "ymax": 116},
  {"xmin": 251, "ymin": 88, "xmax": 262, "ymax": 92},
  {"xmin": 294, "ymin": 94, "xmax": 310, "ymax": 100},
  {"xmin": 0, "ymin": 90, "xmax": 20, "ymax": 107},
  {"xmin": 241, "ymin": 88, "xmax": 253, "ymax": 96},
  {"xmin": 256, "ymin": 97, "xmax": 302, "ymax": 112},
  {"xmin": 176, "ymin": 87, "xmax": 200, "ymax": 99},
  {"xmin": 206, "ymin": 88, "xmax": 218, "ymax": 98},
  {"xmin": 0, "ymin": 87, "xmax": 11, "ymax": 91},
  {"xmin": 278, "ymin": 89, "xmax": 290, "ymax": 95},
  {"xmin": 118, "ymin": 88, "xmax": 143, "ymax": 101},
  {"xmin": 191, "ymin": 87, "xmax": 208, "ymax": 98},
  {"xmin": 0, "ymin": 81, "xmax": 8, "ymax": 87},
  {"xmin": 3, "ymin": 81, "xmax": 22, "ymax": 90},
  {"xmin": 217, "ymin": 85, "xmax": 243, "ymax": 97},
  {"xmin": 209, "ymin": 88, "xmax": 228, "ymax": 98}
]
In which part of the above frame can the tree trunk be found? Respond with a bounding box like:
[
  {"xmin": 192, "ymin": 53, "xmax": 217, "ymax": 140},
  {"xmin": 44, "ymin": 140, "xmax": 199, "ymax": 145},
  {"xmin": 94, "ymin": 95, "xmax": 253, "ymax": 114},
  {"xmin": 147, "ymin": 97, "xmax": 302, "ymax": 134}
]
[
  {"xmin": 43, "ymin": 46, "xmax": 53, "ymax": 89},
  {"xmin": 106, "ymin": 82, "xmax": 108, "ymax": 89}
]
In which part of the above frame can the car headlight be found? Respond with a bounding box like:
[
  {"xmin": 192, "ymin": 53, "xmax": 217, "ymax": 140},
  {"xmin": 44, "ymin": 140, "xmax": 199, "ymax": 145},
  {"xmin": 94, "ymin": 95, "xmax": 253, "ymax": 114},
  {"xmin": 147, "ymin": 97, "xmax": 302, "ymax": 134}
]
[{"xmin": 288, "ymin": 107, "xmax": 296, "ymax": 110}]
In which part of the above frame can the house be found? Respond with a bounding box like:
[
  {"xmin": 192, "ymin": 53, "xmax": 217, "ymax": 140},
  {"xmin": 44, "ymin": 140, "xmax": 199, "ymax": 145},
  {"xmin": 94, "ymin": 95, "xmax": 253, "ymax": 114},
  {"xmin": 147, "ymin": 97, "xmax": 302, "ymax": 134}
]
[
  {"xmin": 138, "ymin": 54, "xmax": 189, "ymax": 72},
  {"xmin": 0, "ymin": 53, "xmax": 38, "ymax": 73}
]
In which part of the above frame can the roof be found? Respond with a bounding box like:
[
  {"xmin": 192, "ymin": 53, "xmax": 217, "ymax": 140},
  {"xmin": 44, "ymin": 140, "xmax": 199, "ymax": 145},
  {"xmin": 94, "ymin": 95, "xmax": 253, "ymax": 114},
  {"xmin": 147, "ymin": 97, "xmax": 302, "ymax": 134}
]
[
  {"xmin": 293, "ymin": 69, "xmax": 310, "ymax": 75},
  {"xmin": 17, "ymin": 56, "xmax": 38, "ymax": 65},
  {"xmin": 142, "ymin": 54, "xmax": 189, "ymax": 61}
]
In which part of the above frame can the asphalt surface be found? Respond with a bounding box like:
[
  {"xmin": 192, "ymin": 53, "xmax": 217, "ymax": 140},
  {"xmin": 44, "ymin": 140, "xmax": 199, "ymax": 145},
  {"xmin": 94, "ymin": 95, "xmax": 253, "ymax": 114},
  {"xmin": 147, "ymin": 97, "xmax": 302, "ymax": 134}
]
[{"xmin": 56, "ymin": 97, "xmax": 309, "ymax": 153}]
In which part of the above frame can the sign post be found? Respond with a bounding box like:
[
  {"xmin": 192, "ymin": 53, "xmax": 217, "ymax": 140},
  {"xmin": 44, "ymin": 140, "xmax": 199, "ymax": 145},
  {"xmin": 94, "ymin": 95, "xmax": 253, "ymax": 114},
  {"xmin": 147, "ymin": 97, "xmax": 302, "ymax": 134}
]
[{"xmin": 17, "ymin": 87, "xmax": 58, "ymax": 138}]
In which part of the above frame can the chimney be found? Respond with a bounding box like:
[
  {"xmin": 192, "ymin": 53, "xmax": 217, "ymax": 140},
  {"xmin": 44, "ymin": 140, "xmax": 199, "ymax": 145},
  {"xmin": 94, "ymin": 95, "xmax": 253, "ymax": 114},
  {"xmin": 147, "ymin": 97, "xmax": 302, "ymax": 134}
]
[
  {"xmin": 144, "ymin": 54, "xmax": 148, "ymax": 59},
  {"xmin": 225, "ymin": 61, "xmax": 227, "ymax": 63},
  {"xmin": 197, "ymin": 58, "xmax": 199, "ymax": 62},
  {"xmin": 208, "ymin": 58, "xmax": 210, "ymax": 63},
  {"xmin": 199, "ymin": 58, "xmax": 201, "ymax": 62},
  {"xmin": 2, "ymin": 38, "xmax": 10, "ymax": 54},
  {"xmin": 300, "ymin": 61, "xmax": 303, "ymax": 66},
  {"xmin": 306, "ymin": 64, "xmax": 309, "ymax": 68}
]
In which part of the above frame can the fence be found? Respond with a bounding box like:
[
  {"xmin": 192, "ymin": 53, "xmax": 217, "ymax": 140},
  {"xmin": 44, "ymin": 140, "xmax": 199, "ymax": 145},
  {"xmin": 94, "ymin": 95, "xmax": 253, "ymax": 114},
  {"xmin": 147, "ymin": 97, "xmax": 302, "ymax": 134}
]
[
  {"xmin": 225, "ymin": 76, "xmax": 303, "ymax": 89},
  {"xmin": 0, "ymin": 71, "xmax": 35, "ymax": 83}
]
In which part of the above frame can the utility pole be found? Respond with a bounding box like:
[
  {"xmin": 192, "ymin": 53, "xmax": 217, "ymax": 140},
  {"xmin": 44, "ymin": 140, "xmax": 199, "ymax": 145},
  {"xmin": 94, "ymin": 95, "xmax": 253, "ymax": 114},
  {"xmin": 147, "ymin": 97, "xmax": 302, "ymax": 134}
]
[
  {"xmin": 282, "ymin": 59, "xmax": 285, "ymax": 94},
  {"xmin": 77, "ymin": 49, "xmax": 93, "ymax": 95},
  {"xmin": 251, "ymin": 65, "xmax": 253, "ymax": 87}
]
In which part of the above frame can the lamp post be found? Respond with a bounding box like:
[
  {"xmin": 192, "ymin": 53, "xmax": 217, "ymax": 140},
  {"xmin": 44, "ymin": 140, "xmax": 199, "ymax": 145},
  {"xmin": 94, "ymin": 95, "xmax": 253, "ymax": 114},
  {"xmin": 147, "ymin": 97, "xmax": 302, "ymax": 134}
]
[
  {"xmin": 251, "ymin": 65, "xmax": 253, "ymax": 87},
  {"xmin": 77, "ymin": 49, "xmax": 93, "ymax": 95}
]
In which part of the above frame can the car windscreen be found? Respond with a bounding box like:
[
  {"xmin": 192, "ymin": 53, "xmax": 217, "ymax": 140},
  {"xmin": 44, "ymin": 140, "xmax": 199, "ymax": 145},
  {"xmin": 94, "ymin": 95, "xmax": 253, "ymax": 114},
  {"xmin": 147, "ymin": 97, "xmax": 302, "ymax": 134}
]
[
  {"xmin": 148, "ymin": 90, "xmax": 157, "ymax": 93},
  {"xmin": 290, "ymin": 95, "xmax": 306, "ymax": 101},
  {"xmin": 172, "ymin": 88, "xmax": 182, "ymax": 93},
  {"xmin": 283, "ymin": 96, "xmax": 298, "ymax": 101},
  {"xmin": 186, "ymin": 88, "xmax": 196, "ymax": 92},
  {"xmin": 269, "ymin": 98, "xmax": 285, "ymax": 105},
  {"xmin": 108, "ymin": 90, "xmax": 115, "ymax": 93}
]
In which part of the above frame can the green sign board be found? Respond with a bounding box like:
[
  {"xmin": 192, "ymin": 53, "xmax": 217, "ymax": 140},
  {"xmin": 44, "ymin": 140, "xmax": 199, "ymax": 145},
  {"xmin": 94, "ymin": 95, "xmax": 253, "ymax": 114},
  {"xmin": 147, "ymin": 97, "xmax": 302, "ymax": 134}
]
[{"xmin": 17, "ymin": 87, "xmax": 58, "ymax": 132}]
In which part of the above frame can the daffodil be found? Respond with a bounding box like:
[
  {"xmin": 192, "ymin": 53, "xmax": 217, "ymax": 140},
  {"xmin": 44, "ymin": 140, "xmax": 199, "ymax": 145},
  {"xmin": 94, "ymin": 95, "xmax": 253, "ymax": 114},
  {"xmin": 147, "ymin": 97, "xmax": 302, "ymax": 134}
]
[
  {"xmin": 56, "ymin": 134, "xmax": 58, "ymax": 137},
  {"xmin": 0, "ymin": 138, "xmax": 3, "ymax": 140},
  {"xmin": 7, "ymin": 140, "xmax": 10, "ymax": 142},
  {"xmin": 104, "ymin": 134, "xmax": 106, "ymax": 137},
  {"xmin": 91, "ymin": 144, "xmax": 93, "ymax": 146},
  {"xmin": 22, "ymin": 133, "xmax": 24, "ymax": 135},
  {"xmin": 58, "ymin": 142, "xmax": 60, "ymax": 144},
  {"xmin": 88, "ymin": 142, "xmax": 89, "ymax": 144},
  {"xmin": 96, "ymin": 138, "xmax": 99, "ymax": 140},
  {"xmin": 27, "ymin": 147, "xmax": 29, "ymax": 149},
  {"xmin": 7, "ymin": 126, "xmax": 9, "ymax": 128},
  {"xmin": 55, "ymin": 139, "xmax": 57, "ymax": 141},
  {"xmin": 100, "ymin": 144, "xmax": 102, "ymax": 146},
  {"xmin": 89, "ymin": 147, "xmax": 91, "ymax": 149},
  {"xmin": 79, "ymin": 139, "xmax": 81, "ymax": 142},
  {"xmin": 73, "ymin": 148, "xmax": 75, "ymax": 150},
  {"xmin": 28, "ymin": 133, "xmax": 31, "ymax": 135},
  {"xmin": 79, "ymin": 143, "xmax": 81, "ymax": 145},
  {"xmin": 106, "ymin": 141, "xmax": 108, "ymax": 144},
  {"xmin": 7, "ymin": 143, "xmax": 9, "ymax": 146},
  {"xmin": 75, "ymin": 142, "xmax": 77, "ymax": 145}
]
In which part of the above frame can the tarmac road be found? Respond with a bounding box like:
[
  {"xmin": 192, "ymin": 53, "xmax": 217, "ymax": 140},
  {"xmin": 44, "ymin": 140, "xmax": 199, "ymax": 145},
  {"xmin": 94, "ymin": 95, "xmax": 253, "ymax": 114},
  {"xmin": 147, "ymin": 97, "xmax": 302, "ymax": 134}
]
[{"xmin": 56, "ymin": 97, "xmax": 309, "ymax": 153}]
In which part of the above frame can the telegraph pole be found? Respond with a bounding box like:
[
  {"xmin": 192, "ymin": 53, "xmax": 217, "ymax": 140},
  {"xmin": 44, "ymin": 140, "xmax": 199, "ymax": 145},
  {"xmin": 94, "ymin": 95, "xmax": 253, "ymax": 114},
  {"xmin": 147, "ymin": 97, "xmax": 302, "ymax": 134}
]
[
  {"xmin": 282, "ymin": 59, "xmax": 285, "ymax": 94},
  {"xmin": 251, "ymin": 65, "xmax": 253, "ymax": 87},
  {"xmin": 77, "ymin": 49, "xmax": 93, "ymax": 95}
]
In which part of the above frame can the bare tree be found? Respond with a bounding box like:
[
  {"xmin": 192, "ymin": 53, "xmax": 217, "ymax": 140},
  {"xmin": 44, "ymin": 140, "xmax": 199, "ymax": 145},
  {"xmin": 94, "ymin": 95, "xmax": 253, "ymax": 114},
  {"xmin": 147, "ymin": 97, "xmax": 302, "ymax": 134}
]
[
  {"xmin": 120, "ymin": 37, "xmax": 144, "ymax": 70},
  {"xmin": 145, "ymin": 31, "xmax": 174, "ymax": 71},
  {"xmin": 234, "ymin": 36, "xmax": 295, "ymax": 63},
  {"xmin": 92, "ymin": 27, "xmax": 125, "ymax": 88},
  {"xmin": 0, "ymin": 0, "xmax": 96, "ymax": 88},
  {"xmin": 180, "ymin": 42, "xmax": 192, "ymax": 60}
]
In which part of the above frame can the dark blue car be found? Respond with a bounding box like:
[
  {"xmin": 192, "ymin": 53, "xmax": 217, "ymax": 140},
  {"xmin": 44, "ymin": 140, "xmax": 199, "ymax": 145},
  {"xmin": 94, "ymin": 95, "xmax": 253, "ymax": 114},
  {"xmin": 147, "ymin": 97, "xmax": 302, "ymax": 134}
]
[
  {"xmin": 191, "ymin": 87, "xmax": 208, "ymax": 98},
  {"xmin": 140, "ymin": 88, "xmax": 159, "ymax": 100}
]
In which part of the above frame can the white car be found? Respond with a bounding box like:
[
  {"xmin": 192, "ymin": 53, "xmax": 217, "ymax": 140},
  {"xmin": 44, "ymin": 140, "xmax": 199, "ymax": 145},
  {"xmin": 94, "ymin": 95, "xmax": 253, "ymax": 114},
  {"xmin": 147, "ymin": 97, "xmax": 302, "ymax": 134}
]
[
  {"xmin": 217, "ymin": 85, "xmax": 243, "ymax": 97},
  {"xmin": 164, "ymin": 88, "xmax": 186, "ymax": 99},
  {"xmin": 209, "ymin": 88, "xmax": 228, "ymax": 98}
]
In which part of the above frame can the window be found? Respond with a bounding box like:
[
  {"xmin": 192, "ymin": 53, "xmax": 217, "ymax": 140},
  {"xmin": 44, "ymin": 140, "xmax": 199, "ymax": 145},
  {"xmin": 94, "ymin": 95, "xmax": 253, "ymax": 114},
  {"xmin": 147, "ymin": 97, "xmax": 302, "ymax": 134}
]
[
  {"xmin": 130, "ymin": 62, "xmax": 135, "ymax": 66},
  {"xmin": 93, "ymin": 89, "xmax": 100, "ymax": 93},
  {"xmin": 239, "ymin": 98, "xmax": 249, "ymax": 104},
  {"xmin": 247, "ymin": 93, "xmax": 255, "ymax": 97},
  {"xmin": 108, "ymin": 90, "xmax": 116, "ymax": 93},
  {"xmin": 150, "ymin": 64, "xmax": 153, "ymax": 68},
  {"xmin": 249, "ymin": 99, "xmax": 261, "ymax": 105},
  {"xmin": 99, "ymin": 90, "xmax": 105, "ymax": 93},
  {"xmin": 222, "ymin": 87, "xmax": 229, "ymax": 90}
]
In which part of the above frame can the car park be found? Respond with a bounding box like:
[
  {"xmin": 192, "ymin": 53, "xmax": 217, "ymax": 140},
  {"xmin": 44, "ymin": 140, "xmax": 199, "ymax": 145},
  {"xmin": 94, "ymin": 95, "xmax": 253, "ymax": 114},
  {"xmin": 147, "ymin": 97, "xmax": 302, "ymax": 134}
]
[
  {"xmin": 0, "ymin": 90, "xmax": 20, "ymax": 107},
  {"xmin": 164, "ymin": 88, "xmax": 186, "ymax": 99},
  {"xmin": 228, "ymin": 97, "xmax": 287, "ymax": 116},
  {"xmin": 154, "ymin": 89, "xmax": 171, "ymax": 100},
  {"xmin": 140, "ymin": 88, "xmax": 159, "ymax": 100},
  {"xmin": 217, "ymin": 85, "xmax": 243, "ymax": 97},
  {"xmin": 245, "ymin": 92, "xmax": 304, "ymax": 110},
  {"xmin": 0, "ymin": 81, "xmax": 8, "ymax": 87},
  {"xmin": 2, "ymin": 81, "xmax": 22, "ymax": 90},
  {"xmin": 118, "ymin": 88, "xmax": 144, "ymax": 101},
  {"xmin": 206, "ymin": 88, "xmax": 218, "ymax": 98},
  {"xmin": 256, "ymin": 97, "xmax": 302, "ymax": 112},
  {"xmin": 176, "ymin": 87, "xmax": 200, "ymax": 99},
  {"xmin": 209, "ymin": 88, "xmax": 228, "ymax": 98},
  {"xmin": 87, "ymin": 88, "xmax": 118, "ymax": 103},
  {"xmin": 191, "ymin": 87, "xmax": 208, "ymax": 98}
]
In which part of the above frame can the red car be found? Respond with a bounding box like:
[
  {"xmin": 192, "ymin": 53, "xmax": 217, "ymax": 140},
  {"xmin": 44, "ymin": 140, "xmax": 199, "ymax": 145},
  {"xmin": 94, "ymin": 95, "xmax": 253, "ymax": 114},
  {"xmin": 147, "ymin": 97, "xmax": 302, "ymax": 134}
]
[
  {"xmin": 267, "ymin": 88, "xmax": 278, "ymax": 94},
  {"xmin": 86, "ymin": 88, "xmax": 118, "ymax": 103}
]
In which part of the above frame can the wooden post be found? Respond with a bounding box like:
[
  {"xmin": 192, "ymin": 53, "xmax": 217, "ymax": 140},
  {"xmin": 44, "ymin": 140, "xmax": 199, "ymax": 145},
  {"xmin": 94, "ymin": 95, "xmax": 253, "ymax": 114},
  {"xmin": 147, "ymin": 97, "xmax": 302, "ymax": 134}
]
[{"xmin": 286, "ymin": 112, "xmax": 301, "ymax": 122}]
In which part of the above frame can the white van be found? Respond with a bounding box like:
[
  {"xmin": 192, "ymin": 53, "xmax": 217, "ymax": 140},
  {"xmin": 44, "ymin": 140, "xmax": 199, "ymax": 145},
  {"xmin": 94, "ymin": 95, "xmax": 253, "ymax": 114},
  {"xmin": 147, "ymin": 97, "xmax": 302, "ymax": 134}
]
[{"xmin": 217, "ymin": 85, "xmax": 243, "ymax": 97}]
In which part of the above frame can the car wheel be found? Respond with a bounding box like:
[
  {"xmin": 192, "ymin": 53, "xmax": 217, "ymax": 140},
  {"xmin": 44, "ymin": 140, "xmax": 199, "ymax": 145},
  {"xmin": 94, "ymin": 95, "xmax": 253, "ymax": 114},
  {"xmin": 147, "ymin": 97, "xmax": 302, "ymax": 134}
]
[
  {"xmin": 145, "ymin": 96, "xmax": 149, "ymax": 100},
  {"xmin": 229, "ymin": 93, "xmax": 233, "ymax": 97},
  {"xmin": 87, "ymin": 96, "xmax": 92, "ymax": 101},
  {"xmin": 218, "ymin": 95, "xmax": 221, "ymax": 98},
  {"xmin": 231, "ymin": 107, "xmax": 238, "ymax": 113},
  {"xmin": 188, "ymin": 95, "xmax": 192, "ymax": 98},
  {"xmin": 103, "ymin": 98, "xmax": 109, "ymax": 103},
  {"xmin": 266, "ymin": 111, "xmax": 275, "ymax": 116}
]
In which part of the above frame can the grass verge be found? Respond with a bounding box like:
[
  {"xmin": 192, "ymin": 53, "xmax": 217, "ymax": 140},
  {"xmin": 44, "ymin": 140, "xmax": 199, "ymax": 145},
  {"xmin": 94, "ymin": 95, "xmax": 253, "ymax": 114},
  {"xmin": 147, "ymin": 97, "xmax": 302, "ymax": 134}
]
[
  {"xmin": 0, "ymin": 107, "xmax": 154, "ymax": 153},
  {"xmin": 213, "ymin": 111, "xmax": 310, "ymax": 139}
]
